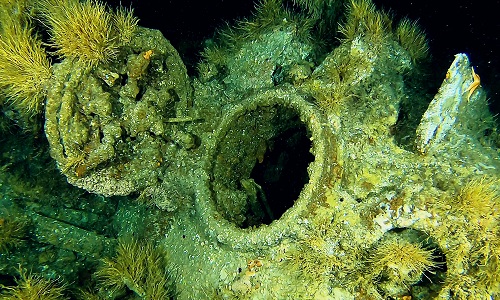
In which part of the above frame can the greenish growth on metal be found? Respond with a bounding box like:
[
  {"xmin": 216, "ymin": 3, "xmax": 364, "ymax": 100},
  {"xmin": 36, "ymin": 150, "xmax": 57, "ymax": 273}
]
[
  {"xmin": 197, "ymin": 0, "xmax": 317, "ymax": 94},
  {"xmin": 0, "ymin": 0, "xmax": 499, "ymax": 299},
  {"xmin": 44, "ymin": 27, "xmax": 194, "ymax": 196}
]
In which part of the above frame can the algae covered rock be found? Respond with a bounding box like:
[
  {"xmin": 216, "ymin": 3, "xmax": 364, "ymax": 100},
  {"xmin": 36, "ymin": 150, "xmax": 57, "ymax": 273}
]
[{"xmin": 44, "ymin": 27, "xmax": 193, "ymax": 196}]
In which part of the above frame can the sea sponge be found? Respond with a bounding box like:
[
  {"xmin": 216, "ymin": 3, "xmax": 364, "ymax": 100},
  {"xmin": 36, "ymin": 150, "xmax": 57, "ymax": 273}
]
[{"xmin": 43, "ymin": 26, "xmax": 192, "ymax": 196}]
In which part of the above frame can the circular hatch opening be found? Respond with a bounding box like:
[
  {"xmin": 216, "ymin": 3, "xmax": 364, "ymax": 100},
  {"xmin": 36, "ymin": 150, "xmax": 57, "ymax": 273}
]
[
  {"xmin": 201, "ymin": 88, "xmax": 336, "ymax": 248},
  {"xmin": 211, "ymin": 102, "xmax": 314, "ymax": 228}
]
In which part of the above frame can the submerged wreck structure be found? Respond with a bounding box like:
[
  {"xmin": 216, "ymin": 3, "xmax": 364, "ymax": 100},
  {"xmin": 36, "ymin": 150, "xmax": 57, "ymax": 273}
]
[{"xmin": 0, "ymin": 0, "xmax": 498, "ymax": 299}]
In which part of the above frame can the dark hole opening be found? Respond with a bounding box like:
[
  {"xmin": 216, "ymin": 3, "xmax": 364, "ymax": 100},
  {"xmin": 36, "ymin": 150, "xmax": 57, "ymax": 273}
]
[
  {"xmin": 212, "ymin": 104, "xmax": 314, "ymax": 229},
  {"xmin": 247, "ymin": 124, "xmax": 313, "ymax": 227}
]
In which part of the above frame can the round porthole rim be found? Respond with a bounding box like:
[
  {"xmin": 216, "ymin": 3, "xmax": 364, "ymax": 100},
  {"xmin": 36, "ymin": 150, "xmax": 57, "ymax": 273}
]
[{"xmin": 197, "ymin": 87, "xmax": 336, "ymax": 250}]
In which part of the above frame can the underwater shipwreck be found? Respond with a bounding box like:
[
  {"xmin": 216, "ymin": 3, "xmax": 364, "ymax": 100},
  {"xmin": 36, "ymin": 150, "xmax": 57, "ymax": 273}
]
[{"xmin": 0, "ymin": 0, "xmax": 499, "ymax": 299}]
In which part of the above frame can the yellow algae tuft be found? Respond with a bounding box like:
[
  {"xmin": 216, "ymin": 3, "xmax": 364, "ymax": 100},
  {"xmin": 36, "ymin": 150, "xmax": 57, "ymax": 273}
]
[
  {"xmin": 338, "ymin": 0, "xmax": 392, "ymax": 43},
  {"xmin": 370, "ymin": 237, "xmax": 436, "ymax": 285},
  {"xmin": 396, "ymin": 18, "xmax": 429, "ymax": 62},
  {"xmin": 113, "ymin": 5, "xmax": 139, "ymax": 45},
  {"xmin": 95, "ymin": 238, "xmax": 174, "ymax": 299},
  {"xmin": 453, "ymin": 176, "xmax": 499, "ymax": 229},
  {"xmin": 339, "ymin": 0, "xmax": 428, "ymax": 63},
  {"xmin": 366, "ymin": 230, "xmax": 440, "ymax": 297},
  {"xmin": 39, "ymin": 0, "xmax": 118, "ymax": 66},
  {"xmin": 0, "ymin": 5, "xmax": 51, "ymax": 116},
  {"xmin": 0, "ymin": 267, "xmax": 67, "ymax": 300},
  {"xmin": 0, "ymin": 215, "xmax": 28, "ymax": 253}
]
